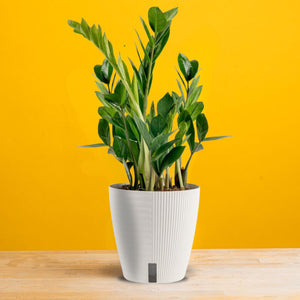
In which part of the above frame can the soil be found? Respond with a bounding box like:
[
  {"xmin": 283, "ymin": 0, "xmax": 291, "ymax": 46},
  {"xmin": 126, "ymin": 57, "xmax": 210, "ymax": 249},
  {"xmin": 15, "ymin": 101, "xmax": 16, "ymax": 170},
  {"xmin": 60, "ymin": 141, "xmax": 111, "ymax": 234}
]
[{"xmin": 119, "ymin": 184, "xmax": 194, "ymax": 191}]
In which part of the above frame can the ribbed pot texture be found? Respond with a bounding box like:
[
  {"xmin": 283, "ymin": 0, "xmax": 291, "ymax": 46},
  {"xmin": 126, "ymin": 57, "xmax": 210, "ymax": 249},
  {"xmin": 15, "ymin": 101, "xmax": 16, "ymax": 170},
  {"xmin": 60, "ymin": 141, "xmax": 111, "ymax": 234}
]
[{"xmin": 109, "ymin": 183, "xmax": 200, "ymax": 283}]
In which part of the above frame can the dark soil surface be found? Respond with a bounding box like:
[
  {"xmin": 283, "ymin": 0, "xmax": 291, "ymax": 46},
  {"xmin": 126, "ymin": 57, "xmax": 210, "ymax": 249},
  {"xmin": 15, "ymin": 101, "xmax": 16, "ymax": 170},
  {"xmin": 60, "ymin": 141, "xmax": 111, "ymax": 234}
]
[{"xmin": 119, "ymin": 184, "xmax": 194, "ymax": 191}]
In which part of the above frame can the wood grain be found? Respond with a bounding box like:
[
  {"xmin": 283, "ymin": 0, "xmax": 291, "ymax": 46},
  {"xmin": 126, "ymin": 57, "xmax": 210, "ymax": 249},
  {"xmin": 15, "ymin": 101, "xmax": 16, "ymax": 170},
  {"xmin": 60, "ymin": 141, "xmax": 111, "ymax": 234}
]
[{"xmin": 0, "ymin": 249, "xmax": 300, "ymax": 299}]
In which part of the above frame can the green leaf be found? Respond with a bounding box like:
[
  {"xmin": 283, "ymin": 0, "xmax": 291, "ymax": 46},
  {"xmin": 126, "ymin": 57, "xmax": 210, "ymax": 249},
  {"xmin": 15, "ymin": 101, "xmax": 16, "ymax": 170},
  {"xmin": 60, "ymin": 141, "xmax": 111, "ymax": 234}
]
[
  {"xmin": 150, "ymin": 130, "xmax": 176, "ymax": 153},
  {"xmin": 157, "ymin": 93, "xmax": 175, "ymax": 116},
  {"xmin": 113, "ymin": 125, "xmax": 126, "ymax": 139},
  {"xmin": 188, "ymin": 60, "xmax": 199, "ymax": 81},
  {"xmin": 196, "ymin": 113, "xmax": 209, "ymax": 142},
  {"xmin": 133, "ymin": 114, "xmax": 151, "ymax": 148},
  {"xmin": 178, "ymin": 110, "xmax": 195, "ymax": 151},
  {"xmin": 193, "ymin": 142, "xmax": 204, "ymax": 153},
  {"xmin": 94, "ymin": 65, "xmax": 107, "ymax": 83},
  {"xmin": 101, "ymin": 59, "xmax": 113, "ymax": 84},
  {"xmin": 150, "ymin": 115, "xmax": 167, "ymax": 136},
  {"xmin": 150, "ymin": 101, "xmax": 155, "ymax": 119},
  {"xmin": 135, "ymin": 30, "xmax": 150, "ymax": 63},
  {"xmin": 80, "ymin": 18, "xmax": 90, "ymax": 39},
  {"xmin": 189, "ymin": 75, "xmax": 200, "ymax": 92},
  {"xmin": 203, "ymin": 135, "xmax": 232, "ymax": 141},
  {"xmin": 98, "ymin": 106, "xmax": 115, "ymax": 119},
  {"xmin": 152, "ymin": 138, "xmax": 180, "ymax": 161},
  {"xmin": 175, "ymin": 67, "xmax": 187, "ymax": 90},
  {"xmin": 126, "ymin": 116, "xmax": 140, "ymax": 141},
  {"xmin": 172, "ymin": 91, "xmax": 183, "ymax": 110},
  {"xmin": 98, "ymin": 119, "xmax": 110, "ymax": 146},
  {"xmin": 178, "ymin": 53, "xmax": 192, "ymax": 81},
  {"xmin": 140, "ymin": 17, "xmax": 154, "ymax": 46},
  {"xmin": 129, "ymin": 140, "xmax": 139, "ymax": 162},
  {"xmin": 148, "ymin": 7, "xmax": 168, "ymax": 34},
  {"xmin": 115, "ymin": 81, "xmax": 127, "ymax": 106},
  {"xmin": 90, "ymin": 25, "xmax": 99, "ymax": 47},
  {"xmin": 113, "ymin": 136, "xmax": 128, "ymax": 159},
  {"xmin": 153, "ymin": 27, "xmax": 170, "ymax": 60},
  {"xmin": 175, "ymin": 122, "xmax": 188, "ymax": 145},
  {"xmin": 68, "ymin": 20, "xmax": 81, "ymax": 34},
  {"xmin": 187, "ymin": 101, "xmax": 204, "ymax": 120},
  {"xmin": 78, "ymin": 143, "xmax": 106, "ymax": 148},
  {"xmin": 128, "ymin": 58, "xmax": 145, "ymax": 97},
  {"xmin": 187, "ymin": 85, "xmax": 202, "ymax": 107},
  {"xmin": 176, "ymin": 79, "xmax": 185, "ymax": 100},
  {"xmin": 164, "ymin": 7, "xmax": 178, "ymax": 22},
  {"xmin": 95, "ymin": 81, "xmax": 109, "ymax": 94},
  {"xmin": 159, "ymin": 146, "xmax": 185, "ymax": 175}
]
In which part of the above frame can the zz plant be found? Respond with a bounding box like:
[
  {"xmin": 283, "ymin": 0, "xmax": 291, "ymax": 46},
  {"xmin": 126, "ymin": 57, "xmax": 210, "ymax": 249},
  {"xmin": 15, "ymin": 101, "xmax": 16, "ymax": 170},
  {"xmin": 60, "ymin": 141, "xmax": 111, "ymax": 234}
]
[{"xmin": 68, "ymin": 7, "xmax": 229, "ymax": 191}]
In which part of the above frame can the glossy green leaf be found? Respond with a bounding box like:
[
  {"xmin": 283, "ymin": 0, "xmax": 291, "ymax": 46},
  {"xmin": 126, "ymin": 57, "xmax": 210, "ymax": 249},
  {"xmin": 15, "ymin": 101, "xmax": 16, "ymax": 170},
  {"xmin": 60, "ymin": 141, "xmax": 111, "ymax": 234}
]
[
  {"xmin": 126, "ymin": 116, "xmax": 140, "ymax": 141},
  {"xmin": 113, "ymin": 136, "xmax": 128, "ymax": 159},
  {"xmin": 140, "ymin": 17, "xmax": 154, "ymax": 46},
  {"xmin": 68, "ymin": 20, "xmax": 81, "ymax": 34},
  {"xmin": 98, "ymin": 106, "xmax": 115, "ymax": 119},
  {"xmin": 164, "ymin": 7, "xmax": 178, "ymax": 22},
  {"xmin": 175, "ymin": 122, "xmax": 188, "ymax": 145},
  {"xmin": 187, "ymin": 101, "xmax": 204, "ymax": 120},
  {"xmin": 203, "ymin": 135, "xmax": 231, "ymax": 141},
  {"xmin": 135, "ymin": 30, "xmax": 150, "ymax": 63},
  {"xmin": 113, "ymin": 125, "xmax": 126, "ymax": 139},
  {"xmin": 178, "ymin": 53, "xmax": 191, "ymax": 81},
  {"xmin": 148, "ymin": 7, "xmax": 168, "ymax": 34},
  {"xmin": 90, "ymin": 25, "xmax": 99, "ymax": 47},
  {"xmin": 94, "ymin": 65, "xmax": 106, "ymax": 83},
  {"xmin": 95, "ymin": 81, "xmax": 109, "ymax": 94},
  {"xmin": 150, "ymin": 101, "xmax": 155, "ymax": 120},
  {"xmin": 193, "ymin": 142, "xmax": 204, "ymax": 153},
  {"xmin": 150, "ymin": 115, "xmax": 167, "ymax": 136},
  {"xmin": 196, "ymin": 113, "xmax": 209, "ymax": 142},
  {"xmin": 101, "ymin": 59, "xmax": 113, "ymax": 83},
  {"xmin": 98, "ymin": 119, "xmax": 110, "ymax": 146},
  {"xmin": 153, "ymin": 27, "xmax": 170, "ymax": 60},
  {"xmin": 78, "ymin": 143, "xmax": 106, "ymax": 148},
  {"xmin": 178, "ymin": 110, "xmax": 195, "ymax": 151},
  {"xmin": 80, "ymin": 18, "xmax": 90, "ymax": 39},
  {"xmin": 150, "ymin": 130, "xmax": 176, "ymax": 153},
  {"xmin": 187, "ymin": 85, "xmax": 202, "ymax": 107},
  {"xmin": 157, "ymin": 93, "xmax": 175, "ymax": 116},
  {"xmin": 159, "ymin": 146, "xmax": 185, "ymax": 175},
  {"xmin": 188, "ymin": 60, "xmax": 199, "ymax": 81},
  {"xmin": 133, "ymin": 114, "xmax": 151, "ymax": 148},
  {"xmin": 152, "ymin": 138, "xmax": 180, "ymax": 161}
]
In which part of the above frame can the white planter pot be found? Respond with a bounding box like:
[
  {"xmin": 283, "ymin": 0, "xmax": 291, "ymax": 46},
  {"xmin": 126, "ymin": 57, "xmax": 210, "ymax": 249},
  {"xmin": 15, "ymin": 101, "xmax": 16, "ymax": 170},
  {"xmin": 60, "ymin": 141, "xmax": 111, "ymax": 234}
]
[{"xmin": 109, "ymin": 183, "xmax": 200, "ymax": 283}]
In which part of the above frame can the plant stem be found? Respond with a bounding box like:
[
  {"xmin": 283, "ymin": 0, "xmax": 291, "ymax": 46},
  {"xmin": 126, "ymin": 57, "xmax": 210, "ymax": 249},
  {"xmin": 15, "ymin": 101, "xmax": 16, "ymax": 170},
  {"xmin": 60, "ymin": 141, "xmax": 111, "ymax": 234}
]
[
  {"xmin": 121, "ymin": 108, "xmax": 139, "ymax": 188},
  {"xmin": 176, "ymin": 159, "xmax": 184, "ymax": 189},
  {"xmin": 186, "ymin": 80, "xmax": 190, "ymax": 100},
  {"xmin": 159, "ymin": 175, "xmax": 164, "ymax": 191},
  {"xmin": 143, "ymin": 44, "xmax": 155, "ymax": 118},
  {"xmin": 165, "ymin": 168, "xmax": 170, "ymax": 189}
]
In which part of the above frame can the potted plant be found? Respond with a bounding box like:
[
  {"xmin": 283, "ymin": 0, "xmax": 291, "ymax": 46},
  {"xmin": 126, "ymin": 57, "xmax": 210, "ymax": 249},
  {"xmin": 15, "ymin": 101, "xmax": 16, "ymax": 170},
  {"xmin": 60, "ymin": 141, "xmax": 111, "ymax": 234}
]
[{"xmin": 68, "ymin": 6, "xmax": 230, "ymax": 283}]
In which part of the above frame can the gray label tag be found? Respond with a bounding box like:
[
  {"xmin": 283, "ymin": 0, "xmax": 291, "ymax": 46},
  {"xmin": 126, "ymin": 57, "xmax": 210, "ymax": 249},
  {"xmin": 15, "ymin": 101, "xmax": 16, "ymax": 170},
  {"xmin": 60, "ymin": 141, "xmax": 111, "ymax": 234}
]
[{"xmin": 148, "ymin": 263, "xmax": 157, "ymax": 283}]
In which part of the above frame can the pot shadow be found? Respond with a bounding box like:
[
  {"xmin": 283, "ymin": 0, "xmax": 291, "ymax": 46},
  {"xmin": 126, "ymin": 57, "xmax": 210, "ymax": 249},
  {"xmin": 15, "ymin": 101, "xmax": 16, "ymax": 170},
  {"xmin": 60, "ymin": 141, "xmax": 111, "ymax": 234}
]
[{"xmin": 97, "ymin": 262, "xmax": 123, "ymax": 279}]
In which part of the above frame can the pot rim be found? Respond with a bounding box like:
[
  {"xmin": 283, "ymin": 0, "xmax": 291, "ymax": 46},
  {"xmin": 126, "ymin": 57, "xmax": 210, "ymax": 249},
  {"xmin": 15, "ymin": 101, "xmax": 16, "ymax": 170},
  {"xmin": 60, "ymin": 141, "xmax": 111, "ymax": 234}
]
[{"xmin": 109, "ymin": 183, "xmax": 200, "ymax": 192}]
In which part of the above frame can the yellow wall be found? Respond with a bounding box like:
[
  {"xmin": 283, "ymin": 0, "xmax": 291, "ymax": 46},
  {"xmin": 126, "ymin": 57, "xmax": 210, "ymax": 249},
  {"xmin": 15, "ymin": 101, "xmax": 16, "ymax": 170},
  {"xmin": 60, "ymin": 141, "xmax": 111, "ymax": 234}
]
[{"xmin": 1, "ymin": 0, "xmax": 300, "ymax": 250}]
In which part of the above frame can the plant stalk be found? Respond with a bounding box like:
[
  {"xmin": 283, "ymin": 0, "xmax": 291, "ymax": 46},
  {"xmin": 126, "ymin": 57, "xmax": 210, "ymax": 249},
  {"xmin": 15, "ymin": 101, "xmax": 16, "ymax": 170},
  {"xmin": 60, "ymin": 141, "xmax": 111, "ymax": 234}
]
[
  {"xmin": 121, "ymin": 108, "xmax": 139, "ymax": 188},
  {"xmin": 176, "ymin": 159, "xmax": 184, "ymax": 189},
  {"xmin": 143, "ymin": 44, "xmax": 155, "ymax": 118}
]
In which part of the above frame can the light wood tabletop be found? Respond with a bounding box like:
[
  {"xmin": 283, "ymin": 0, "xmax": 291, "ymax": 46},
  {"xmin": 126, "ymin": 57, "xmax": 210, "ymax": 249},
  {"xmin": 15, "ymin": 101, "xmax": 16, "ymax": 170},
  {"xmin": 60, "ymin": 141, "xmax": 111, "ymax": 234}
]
[{"xmin": 0, "ymin": 249, "xmax": 299, "ymax": 299}]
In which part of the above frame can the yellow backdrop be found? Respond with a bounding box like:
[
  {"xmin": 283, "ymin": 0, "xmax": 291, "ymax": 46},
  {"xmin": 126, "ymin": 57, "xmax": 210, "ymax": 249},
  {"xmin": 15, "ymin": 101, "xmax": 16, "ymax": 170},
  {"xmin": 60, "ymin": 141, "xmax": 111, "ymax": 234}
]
[{"xmin": 1, "ymin": 0, "xmax": 300, "ymax": 250}]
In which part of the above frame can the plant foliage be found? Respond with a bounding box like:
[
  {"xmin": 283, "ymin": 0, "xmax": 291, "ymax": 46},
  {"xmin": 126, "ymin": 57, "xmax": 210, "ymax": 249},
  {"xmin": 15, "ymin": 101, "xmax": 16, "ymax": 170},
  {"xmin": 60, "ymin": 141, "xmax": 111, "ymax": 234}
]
[{"xmin": 68, "ymin": 6, "xmax": 230, "ymax": 190}]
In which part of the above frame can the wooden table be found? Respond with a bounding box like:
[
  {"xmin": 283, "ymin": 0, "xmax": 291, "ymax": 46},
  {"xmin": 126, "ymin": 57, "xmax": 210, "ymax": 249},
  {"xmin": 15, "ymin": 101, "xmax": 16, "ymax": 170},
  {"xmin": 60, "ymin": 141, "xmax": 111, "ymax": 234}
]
[{"xmin": 0, "ymin": 249, "xmax": 299, "ymax": 299}]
